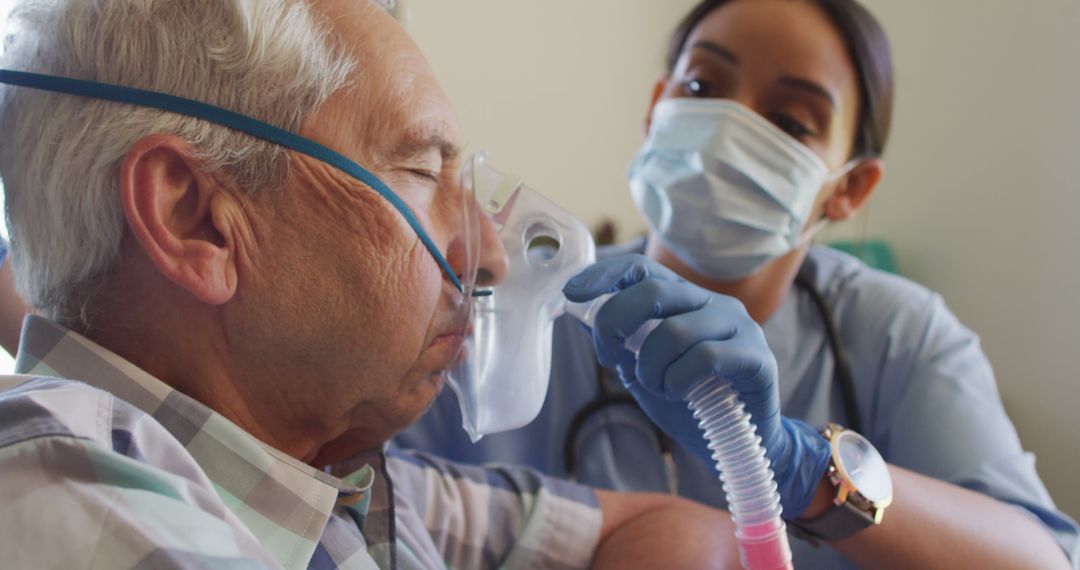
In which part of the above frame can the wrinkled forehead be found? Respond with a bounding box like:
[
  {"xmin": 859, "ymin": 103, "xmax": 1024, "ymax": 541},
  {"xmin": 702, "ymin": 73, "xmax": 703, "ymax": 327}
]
[{"xmin": 308, "ymin": 0, "xmax": 460, "ymax": 164}]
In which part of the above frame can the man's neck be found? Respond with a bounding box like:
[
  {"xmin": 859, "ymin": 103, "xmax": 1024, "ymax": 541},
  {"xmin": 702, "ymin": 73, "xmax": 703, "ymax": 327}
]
[
  {"xmin": 84, "ymin": 305, "xmax": 333, "ymax": 463},
  {"xmin": 644, "ymin": 236, "xmax": 809, "ymax": 324}
]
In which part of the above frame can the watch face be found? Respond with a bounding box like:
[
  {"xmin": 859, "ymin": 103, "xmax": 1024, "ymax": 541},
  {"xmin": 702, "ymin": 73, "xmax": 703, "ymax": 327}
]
[{"xmin": 835, "ymin": 431, "xmax": 892, "ymax": 504}]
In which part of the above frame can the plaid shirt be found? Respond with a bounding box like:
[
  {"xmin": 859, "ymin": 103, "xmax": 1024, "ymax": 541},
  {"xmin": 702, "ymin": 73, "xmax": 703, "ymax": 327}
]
[{"xmin": 0, "ymin": 316, "xmax": 602, "ymax": 569}]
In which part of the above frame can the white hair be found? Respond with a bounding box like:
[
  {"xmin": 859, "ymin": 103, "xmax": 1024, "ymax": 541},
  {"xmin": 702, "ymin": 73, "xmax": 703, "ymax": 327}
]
[{"xmin": 0, "ymin": 0, "xmax": 356, "ymax": 327}]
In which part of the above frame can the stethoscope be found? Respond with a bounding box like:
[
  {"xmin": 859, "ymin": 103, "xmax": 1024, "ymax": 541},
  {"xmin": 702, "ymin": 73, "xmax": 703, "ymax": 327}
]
[{"xmin": 562, "ymin": 272, "xmax": 863, "ymax": 481}]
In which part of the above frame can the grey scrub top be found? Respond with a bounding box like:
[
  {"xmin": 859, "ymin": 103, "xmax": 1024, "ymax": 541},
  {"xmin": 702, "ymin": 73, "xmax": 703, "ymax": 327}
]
[{"xmin": 398, "ymin": 241, "xmax": 1080, "ymax": 569}]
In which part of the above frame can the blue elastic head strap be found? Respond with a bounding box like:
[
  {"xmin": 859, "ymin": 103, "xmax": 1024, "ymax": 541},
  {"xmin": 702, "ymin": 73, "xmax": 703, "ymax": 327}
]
[{"xmin": 0, "ymin": 69, "xmax": 467, "ymax": 293}]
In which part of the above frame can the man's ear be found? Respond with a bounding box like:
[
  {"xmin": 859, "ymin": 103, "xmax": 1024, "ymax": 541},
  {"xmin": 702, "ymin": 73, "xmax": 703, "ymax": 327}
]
[
  {"xmin": 119, "ymin": 134, "xmax": 239, "ymax": 305},
  {"xmin": 823, "ymin": 158, "xmax": 885, "ymax": 221},
  {"xmin": 644, "ymin": 76, "xmax": 668, "ymax": 135}
]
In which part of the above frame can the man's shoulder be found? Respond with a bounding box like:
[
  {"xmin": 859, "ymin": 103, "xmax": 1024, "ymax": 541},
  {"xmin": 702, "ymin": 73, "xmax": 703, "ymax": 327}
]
[
  {"xmin": 0, "ymin": 375, "xmax": 276, "ymax": 568},
  {"xmin": 0, "ymin": 374, "xmax": 165, "ymax": 486},
  {"xmin": 0, "ymin": 374, "xmax": 177, "ymax": 461},
  {"xmin": 0, "ymin": 375, "xmax": 114, "ymax": 449}
]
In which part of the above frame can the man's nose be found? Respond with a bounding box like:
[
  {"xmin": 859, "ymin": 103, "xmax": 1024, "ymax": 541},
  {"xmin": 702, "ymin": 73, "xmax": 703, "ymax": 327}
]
[
  {"xmin": 473, "ymin": 212, "xmax": 509, "ymax": 287},
  {"xmin": 445, "ymin": 206, "xmax": 509, "ymax": 290}
]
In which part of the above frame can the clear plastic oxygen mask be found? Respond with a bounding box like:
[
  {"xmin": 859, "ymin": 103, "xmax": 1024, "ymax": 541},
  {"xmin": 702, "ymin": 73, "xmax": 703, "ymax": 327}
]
[{"xmin": 448, "ymin": 153, "xmax": 596, "ymax": 441}]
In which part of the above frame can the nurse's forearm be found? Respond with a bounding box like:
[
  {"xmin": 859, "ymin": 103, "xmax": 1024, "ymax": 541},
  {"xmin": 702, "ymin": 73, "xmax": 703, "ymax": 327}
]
[
  {"xmin": 810, "ymin": 465, "xmax": 1071, "ymax": 569},
  {"xmin": 593, "ymin": 489, "xmax": 742, "ymax": 570}
]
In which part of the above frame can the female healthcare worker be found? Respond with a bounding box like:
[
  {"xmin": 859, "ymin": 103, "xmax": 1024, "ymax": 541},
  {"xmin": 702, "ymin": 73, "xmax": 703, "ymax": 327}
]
[{"xmin": 399, "ymin": 0, "xmax": 1079, "ymax": 567}]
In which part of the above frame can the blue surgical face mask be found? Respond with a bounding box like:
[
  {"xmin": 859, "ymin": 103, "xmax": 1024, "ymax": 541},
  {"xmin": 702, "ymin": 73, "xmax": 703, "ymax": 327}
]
[{"xmin": 629, "ymin": 98, "xmax": 854, "ymax": 281}]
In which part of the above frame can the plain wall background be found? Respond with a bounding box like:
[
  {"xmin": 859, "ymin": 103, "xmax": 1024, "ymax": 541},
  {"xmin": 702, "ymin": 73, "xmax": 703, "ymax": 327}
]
[
  {"xmin": 401, "ymin": 0, "xmax": 700, "ymax": 237},
  {"xmin": 402, "ymin": 0, "xmax": 1080, "ymax": 519}
]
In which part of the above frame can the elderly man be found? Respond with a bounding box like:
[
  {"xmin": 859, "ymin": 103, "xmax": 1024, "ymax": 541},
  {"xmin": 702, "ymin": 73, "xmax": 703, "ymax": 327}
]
[{"xmin": 0, "ymin": 1, "xmax": 741, "ymax": 568}]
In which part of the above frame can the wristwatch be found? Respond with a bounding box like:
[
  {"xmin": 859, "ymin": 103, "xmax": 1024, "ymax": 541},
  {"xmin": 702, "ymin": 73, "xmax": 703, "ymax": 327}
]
[{"xmin": 791, "ymin": 422, "xmax": 893, "ymax": 544}]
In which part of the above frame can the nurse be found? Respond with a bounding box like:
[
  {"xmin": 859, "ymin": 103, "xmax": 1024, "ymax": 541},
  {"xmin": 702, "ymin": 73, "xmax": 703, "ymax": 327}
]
[{"xmin": 399, "ymin": 0, "xmax": 1079, "ymax": 567}]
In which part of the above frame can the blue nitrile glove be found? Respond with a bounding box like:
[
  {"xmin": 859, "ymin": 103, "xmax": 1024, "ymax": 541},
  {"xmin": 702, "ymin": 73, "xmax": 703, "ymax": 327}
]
[{"xmin": 563, "ymin": 254, "xmax": 832, "ymax": 519}]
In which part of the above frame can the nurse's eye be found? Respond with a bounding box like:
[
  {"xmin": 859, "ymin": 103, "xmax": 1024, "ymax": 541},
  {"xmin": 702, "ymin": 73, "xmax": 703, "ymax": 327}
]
[
  {"xmin": 681, "ymin": 79, "xmax": 714, "ymax": 98},
  {"xmin": 771, "ymin": 114, "xmax": 815, "ymax": 139}
]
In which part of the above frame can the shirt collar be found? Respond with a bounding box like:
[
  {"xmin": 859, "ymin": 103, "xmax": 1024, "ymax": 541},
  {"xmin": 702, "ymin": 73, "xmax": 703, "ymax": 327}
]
[{"xmin": 15, "ymin": 315, "xmax": 376, "ymax": 568}]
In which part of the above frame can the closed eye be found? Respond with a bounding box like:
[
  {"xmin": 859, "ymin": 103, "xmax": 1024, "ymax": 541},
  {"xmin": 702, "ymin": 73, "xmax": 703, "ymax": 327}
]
[{"xmin": 408, "ymin": 169, "xmax": 440, "ymax": 184}]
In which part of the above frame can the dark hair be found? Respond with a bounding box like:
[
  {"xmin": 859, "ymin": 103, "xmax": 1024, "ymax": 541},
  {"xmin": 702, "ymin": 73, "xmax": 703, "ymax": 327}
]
[{"xmin": 666, "ymin": 0, "xmax": 894, "ymax": 159}]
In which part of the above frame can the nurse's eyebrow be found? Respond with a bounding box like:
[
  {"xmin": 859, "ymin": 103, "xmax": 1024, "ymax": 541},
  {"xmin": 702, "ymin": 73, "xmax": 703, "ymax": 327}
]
[
  {"xmin": 777, "ymin": 76, "xmax": 837, "ymax": 108},
  {"xmin": 690, "ymin": 40, "xmax": 739, "ymax": 65}
]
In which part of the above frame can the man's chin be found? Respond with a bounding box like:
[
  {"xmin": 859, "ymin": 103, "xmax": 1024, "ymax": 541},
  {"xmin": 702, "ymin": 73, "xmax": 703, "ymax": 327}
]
[
  {"xmin": 429, "ymin": 371, "xmax": 447, "ymax": 392},
  {"xmin": 417, "ymin": 372, "xmax": 447, "ymax": 414}
]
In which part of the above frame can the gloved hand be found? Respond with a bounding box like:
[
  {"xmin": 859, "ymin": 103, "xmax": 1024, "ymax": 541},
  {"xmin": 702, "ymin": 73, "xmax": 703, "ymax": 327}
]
[{"xmin": 564, "ymin": 254, "xmax": 832, "ymax": 519}]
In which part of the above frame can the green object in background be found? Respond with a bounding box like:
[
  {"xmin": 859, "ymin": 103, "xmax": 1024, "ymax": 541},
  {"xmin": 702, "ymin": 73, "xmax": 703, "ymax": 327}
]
[{"xmin": 827, "ymin": 239, "xmax": 899, "ymax": 274}]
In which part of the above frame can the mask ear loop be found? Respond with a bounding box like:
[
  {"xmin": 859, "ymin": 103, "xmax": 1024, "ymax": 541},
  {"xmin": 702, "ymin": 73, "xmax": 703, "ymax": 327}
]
[
  {"xmin": 797, "ymin": 159, "xmax": 865, "ymax": 248},
  {"xmin": 826, "ymin": 159, "xmax": 863, "ymax": 185},
  {"xmin": 796, "ymin": 217, "xmax": 831, "ymax": 248}
]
